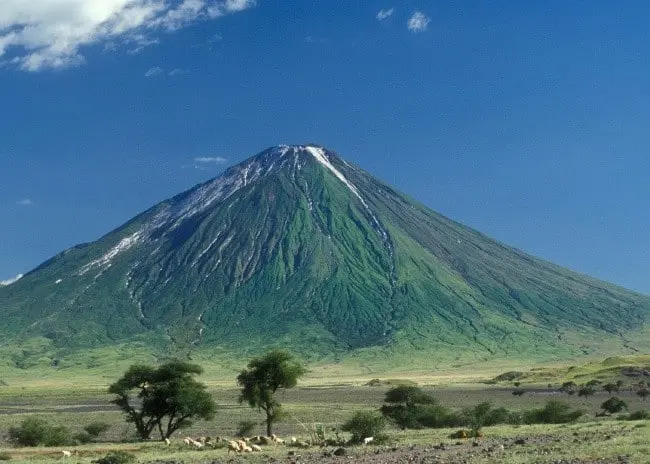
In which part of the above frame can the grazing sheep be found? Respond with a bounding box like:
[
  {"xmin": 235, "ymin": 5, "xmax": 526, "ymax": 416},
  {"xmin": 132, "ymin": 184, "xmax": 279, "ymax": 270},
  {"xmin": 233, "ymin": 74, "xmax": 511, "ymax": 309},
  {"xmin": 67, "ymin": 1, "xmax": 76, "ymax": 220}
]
[
  {"xmin": 251, "ymin": 444, "xmax": 262, "ymax": 452},
  {"xmin": 184, "ymin": 437, "xmax": 203, "ymax": 448},
  {"xmin": 227, "ymin": 440, "xmax": 241, "ymax": 455},
  {"xmin": 164, "ymin": 438, "xmax": 171, "ymax": 445},
  {"xmin": 62, "ymin": 450, "xmax": 72, "ymax": 457},
  {"xmin": 242, "ymin": 445, "xmax": 253, "ymax": 453},
  {"xmin": 290, "ymin": 436, "xmax": 297, "ymax": 443},
  {"xmin": 275, "ymin": 438, "xmax": 285, "ymax": 444},
  {"xmin": 363, "ymin": 437, "xmax": 374, "ymax": 445},
  {"xmin": 297, "ymin": 441, "xmax": 310, "ymax": 448},
  {"xmin": 260, "ymin": 436, "xmax": 273, "ymax": 445}
]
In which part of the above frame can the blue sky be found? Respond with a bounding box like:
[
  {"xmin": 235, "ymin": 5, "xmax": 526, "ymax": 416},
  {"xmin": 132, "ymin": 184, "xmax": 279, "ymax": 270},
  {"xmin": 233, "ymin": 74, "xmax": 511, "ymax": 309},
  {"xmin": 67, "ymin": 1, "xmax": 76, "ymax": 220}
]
[{"xmin": 1, "ymin": 0, "xmax": 649, "ymax": 293}]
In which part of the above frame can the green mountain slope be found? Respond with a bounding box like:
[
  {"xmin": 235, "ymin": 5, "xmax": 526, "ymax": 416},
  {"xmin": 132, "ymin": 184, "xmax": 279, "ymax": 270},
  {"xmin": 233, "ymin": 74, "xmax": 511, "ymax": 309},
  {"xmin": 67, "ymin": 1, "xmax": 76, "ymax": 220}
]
[{"xmin": 0, "ymin": 145, "xmax": 648, "ymax": 371}]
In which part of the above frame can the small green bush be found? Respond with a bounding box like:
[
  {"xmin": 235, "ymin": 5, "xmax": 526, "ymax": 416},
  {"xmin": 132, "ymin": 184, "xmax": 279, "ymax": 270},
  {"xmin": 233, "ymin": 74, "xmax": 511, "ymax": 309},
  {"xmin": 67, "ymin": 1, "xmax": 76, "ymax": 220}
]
[
  {"xmin": 0, "ymin": 452, "xmax": 11, "ymax": 461},
  {"xmin": 560, "ymin": 381, "xmax": 577, "ymax": 395},
  {"xmin": 523, "ymin": 400, "xmax": 583, "ymax": 424},
  {"xmin": 84, "ymin": 422, "xmax": 110, "ymax": 437},
  {"xmin": 601, "ymin": 397, "xmax": 627, "ymax": 414},
  {"xmin": 8, "ymin": 418, "xmax": 48, "ymax": 447},
  {"xmin": 461, "ymin": 402, "xmax": 518, "ymax": 430},
  {"xmin": 73, "ymin": 432, "xmax": 93, "ymax": 444},
  {"xmin": 578, "ymin": 386, "xmax": 596, "ymax": 397},
  {"xmin": 42, "ymin": 425, "xmax": 70, "ymax": 446},
  {"xmin": 235, "ymin": 420, "xmax": 256, "ymax": 437},
  {"xmin": 91, "ymin": 451, "xmax": 135, "ymax": 464},
  {"xmin": 417, "ymin": 403, "xmax": 459, "ymax": 428},
  {"xmin": 602, "ymin": 383, "xmax": 619, "ymax": 394},
  {"xmin": 626, "ymin": 410, "xmax": 650, "ymax": 420},
  {"xmin": 8, "ymin": 417, "xmax": 70, "ymax": 447},
  {"xmin": 341, "ymin": 411, "xmax": 387, "ymax": 444},
  {"xmin": 492, "ymin": 371, "xmax": 525, "ymax": 382}
]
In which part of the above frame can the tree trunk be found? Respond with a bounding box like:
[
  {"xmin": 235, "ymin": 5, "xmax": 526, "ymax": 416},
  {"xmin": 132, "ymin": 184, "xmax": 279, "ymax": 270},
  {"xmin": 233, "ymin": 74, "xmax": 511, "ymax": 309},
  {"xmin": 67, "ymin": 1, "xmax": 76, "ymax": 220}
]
[{"xmin": 266, "ymin": 414, "xmax": 272, "ymax": 437}]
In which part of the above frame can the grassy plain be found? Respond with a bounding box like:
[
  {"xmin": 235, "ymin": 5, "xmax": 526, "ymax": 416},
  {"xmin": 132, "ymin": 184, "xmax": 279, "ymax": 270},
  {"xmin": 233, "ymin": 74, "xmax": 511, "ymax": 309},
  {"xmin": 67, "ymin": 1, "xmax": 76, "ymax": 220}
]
[{"xmin": 0, "ymin": 356, "xmax": 649, "ymax": 463}]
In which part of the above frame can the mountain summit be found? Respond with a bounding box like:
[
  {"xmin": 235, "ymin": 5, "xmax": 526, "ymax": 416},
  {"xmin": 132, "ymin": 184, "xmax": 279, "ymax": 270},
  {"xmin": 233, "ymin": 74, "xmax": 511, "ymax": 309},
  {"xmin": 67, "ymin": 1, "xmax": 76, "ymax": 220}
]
[{"xmin": 1, "ymin": 145, "xmax": 649, "ymax": 369}]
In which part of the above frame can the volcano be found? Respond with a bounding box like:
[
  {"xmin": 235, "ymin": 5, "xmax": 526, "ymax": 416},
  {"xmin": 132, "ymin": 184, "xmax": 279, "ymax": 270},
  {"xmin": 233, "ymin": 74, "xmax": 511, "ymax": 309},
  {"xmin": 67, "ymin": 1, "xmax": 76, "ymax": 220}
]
[{"xmin": 1, "ymin": 145, "xmax": 648, "ymax": 368}]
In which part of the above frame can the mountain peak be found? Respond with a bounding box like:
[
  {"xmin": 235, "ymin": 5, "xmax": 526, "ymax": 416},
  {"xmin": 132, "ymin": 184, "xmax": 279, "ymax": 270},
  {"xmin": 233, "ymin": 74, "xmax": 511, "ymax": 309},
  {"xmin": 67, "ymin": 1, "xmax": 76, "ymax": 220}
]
[{"xmin": 259, "ymin": 144, "xmax": 336, "ymax": 163}]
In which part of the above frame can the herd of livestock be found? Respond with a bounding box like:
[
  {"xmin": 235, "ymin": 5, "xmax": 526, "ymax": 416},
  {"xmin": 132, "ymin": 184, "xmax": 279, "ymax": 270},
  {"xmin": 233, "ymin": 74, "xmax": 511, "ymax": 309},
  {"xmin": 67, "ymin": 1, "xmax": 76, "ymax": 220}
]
[
  {"xmin": 179, "ymin": 434, "xmax": 309, "ymax": 454},
  {"xmin": 177, "ymin": 433, "xmax": 374, "ymax": 454}
]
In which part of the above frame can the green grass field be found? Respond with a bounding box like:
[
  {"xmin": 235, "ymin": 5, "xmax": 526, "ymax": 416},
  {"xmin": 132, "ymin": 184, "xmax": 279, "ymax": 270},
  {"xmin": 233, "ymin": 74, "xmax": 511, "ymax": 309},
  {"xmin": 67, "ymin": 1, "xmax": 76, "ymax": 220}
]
[{"xmin": 0, "ymin": 356, "xmax": 649, "ymax": 463}]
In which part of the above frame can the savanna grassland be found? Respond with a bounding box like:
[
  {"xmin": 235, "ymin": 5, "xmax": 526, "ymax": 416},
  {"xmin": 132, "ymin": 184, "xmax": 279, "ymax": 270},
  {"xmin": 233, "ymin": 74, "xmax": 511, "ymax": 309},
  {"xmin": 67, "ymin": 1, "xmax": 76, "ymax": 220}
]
[{"xmin": 1, "ymin": 356, "xmax": 649, "ymax": 463}]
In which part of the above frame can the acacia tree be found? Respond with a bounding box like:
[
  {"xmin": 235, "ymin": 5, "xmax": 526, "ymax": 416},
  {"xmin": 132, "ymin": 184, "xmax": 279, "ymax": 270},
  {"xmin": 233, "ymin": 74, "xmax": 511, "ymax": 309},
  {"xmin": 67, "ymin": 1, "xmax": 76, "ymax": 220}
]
[
  {"xmin": 237, "ymin": 350, "xmax": 307, "ymax": 437},
  {"xmin": 380, "ymin": 385, "xmax": 438, "ymax": 429},
  {"xmin": 602, "ymin": 383, "xmax": 619, "ymax": 394},
  {"xmin": 109, "ymin": 361, "xmax": 216, "ymax": 440}
]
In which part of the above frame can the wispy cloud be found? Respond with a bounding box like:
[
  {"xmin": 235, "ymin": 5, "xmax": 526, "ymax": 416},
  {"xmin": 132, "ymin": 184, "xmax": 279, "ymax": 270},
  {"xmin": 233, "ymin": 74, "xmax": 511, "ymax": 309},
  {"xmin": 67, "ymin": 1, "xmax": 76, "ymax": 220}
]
[
  {"xmin": 144, "ymin": 66, "xmax": 164, "ymax": 77},
  {"xmin": 407, "ymin": 11, "xmax": 430, "ymax": 33},
  {"xmin": 208, "ymin": 33, "xmax": 223, "ymax": 43},
  {"xmin": 184, "ymin": 156, "xmax": 228, "ymax": 171},
  {"xmin": 0, "ymin": 274, "xmax": 23, "ymax": 286},
  {"xmin": 16, "ymin": 198, "xmax": 33, "ymax": 206},
  {"xmin": 376, "ymin": 8, "xmax": 394, "ymax": 21},
  {"xmin": 126, "ymin": 35, "xmax": 161, "ymax": 55},
  {"xmin": 195, "ymin": 156, "xmax": 227, "ymax": 164},
  {"xmin": 304, "ymin": 36, "xmax": 327, "ymax": 44},
  {"xmin": 0, "ymin": 0, "xmax": 256, "ymax": 72},
  {"xmin": 169, "ymin": 68, "xmax": 189, "ymax": 76}
]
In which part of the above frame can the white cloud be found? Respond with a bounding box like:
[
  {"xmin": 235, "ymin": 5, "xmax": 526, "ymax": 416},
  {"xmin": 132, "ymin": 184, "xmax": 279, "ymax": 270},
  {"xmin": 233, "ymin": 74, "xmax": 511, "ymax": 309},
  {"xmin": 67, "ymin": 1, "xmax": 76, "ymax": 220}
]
[
  {"xmin": 125, "ymin": 34, "xmax": 160, "ymax": 54},
  {"xmin": 0, "ymin": 0, "xmax": 256, "ymax": 71},
  {"xmin": 376, "ymin": 8, "xmax": 394, "ymax": 21},
  {"xmin": 208, "ymin": 32, "xmax": 222, "ymax": 43},
  {"xmin": 407, "ymin": 11, "xmax": 430, "ymax": 33},
  {"xmin": 144, "ymin": 66, "xmax": 163, "ymax": 77},
  {"xmin": 168, "ymin": 68, "xmax": 188, "ymax": 76},
  {"xmin": 194, "ymin": 156, "xmax": 227, "ymax": 163},
  {"xmin": 222, "ymin": 0, "xmax": 255, "ymax": 12},
  {"xmin": 0, "ymin": 274, "xmax": 23, "ymax": 286},
  {"xmin": 16, "ymin": 198, "xmax": 33, "ymax": 206}
]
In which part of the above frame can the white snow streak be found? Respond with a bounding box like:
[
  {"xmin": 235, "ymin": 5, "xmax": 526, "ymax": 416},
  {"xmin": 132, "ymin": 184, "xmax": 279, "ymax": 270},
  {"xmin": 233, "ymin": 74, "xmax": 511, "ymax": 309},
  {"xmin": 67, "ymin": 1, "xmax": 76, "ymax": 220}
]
[
  {"xmin": 191, "ymin": 231, "xmax": 223, "ymax": 267},
  {"xmin": 79, "ymin": 232, "xmax": 141, "ymax": 275},
  {"xmin": 305, "ymin": 145, "xmax": 390, "ymax": 243},
  {"xmin": 305, "ymin": 146, "xmax": 364, "ymax": 201}
]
